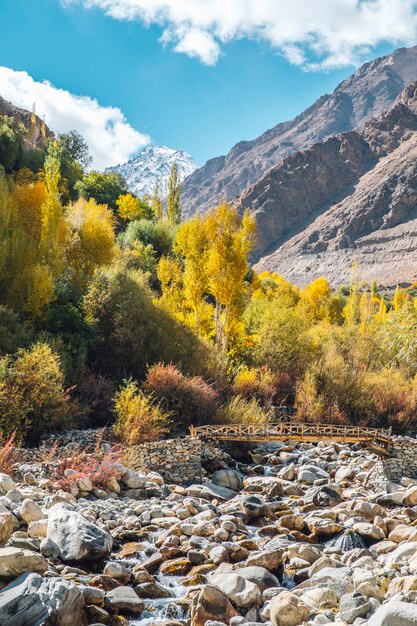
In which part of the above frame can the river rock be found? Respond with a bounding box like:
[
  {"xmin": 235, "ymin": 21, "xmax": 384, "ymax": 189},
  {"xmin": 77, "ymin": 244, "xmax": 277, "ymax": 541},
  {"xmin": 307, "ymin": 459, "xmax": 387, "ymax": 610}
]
[
  {"xmin": 105, "ymin": 586, "xmax": 144, "ymax": 615},
  {"xmin": 47, "ymin": 502, "xmax": 113, "ymax": 562},
  {"xmin": 0, "ymin": 547, "xmax": 48, "ymax": 580},
  {"xmin": 0, "ymin": 473, "xmax": 15, "ymax": 493},
  {"xmin": 0, "ymin": 572, "xmax": 48, "ymax": 626},
  {"xmin": 269, "ymin": 590, "xmax": 310, "ymax": 626},
  {"xmin": 20, "ymin": 498, "xmax": 44, "ymax": 524},
  {"xmin": 339, "ymin": 592, "xmax": 372, "ymax": 623},
  {"xmin": 0, "ymin": 504, "xmax": 15, "ymax": 544},
  {"xmin": 368, "ymin": 600, "xmax": 417, "ymax": 625},
  {"xmin": 212, "ymin": 469, "xmax": 244, "ymax": 492},
  {"xmin": 191, "ymin": 585, "xmax": 239, "ymax": 626},
  {"xmin": 210, "ymin": 572, "xmax": 262, "ymax": 607}
]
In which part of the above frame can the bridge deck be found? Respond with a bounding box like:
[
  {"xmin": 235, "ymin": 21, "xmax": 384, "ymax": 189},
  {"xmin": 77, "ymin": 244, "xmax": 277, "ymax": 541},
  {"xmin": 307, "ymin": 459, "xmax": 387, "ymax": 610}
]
[{"xmin": 189, "ymin": 422, "xmax": 392, "ymax": 455}]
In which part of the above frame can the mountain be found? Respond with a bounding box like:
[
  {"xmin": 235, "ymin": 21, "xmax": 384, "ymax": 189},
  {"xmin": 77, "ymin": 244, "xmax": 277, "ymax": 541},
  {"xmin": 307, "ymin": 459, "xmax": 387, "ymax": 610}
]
[
  {"xmin": 237, "ymin": 81, "xmax": 417, "ymax": 287},
  {"xmin": 106, "ymin": 146, "xmax": 197, "ymax": 197},
  {"xmin": 181, "ymin": 45, "xmax": 417, "ymax": 217},
  {"xmin": 0, "ymin": 95, "xmax": 52, "ymax": 150}
]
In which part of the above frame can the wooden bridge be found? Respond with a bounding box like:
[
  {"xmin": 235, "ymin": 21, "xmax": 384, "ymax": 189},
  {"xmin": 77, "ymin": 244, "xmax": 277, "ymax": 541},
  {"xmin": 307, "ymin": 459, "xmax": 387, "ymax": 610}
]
[{"xmin": 189, "ymin": 422, "xmax": 393, "ymax": 455}]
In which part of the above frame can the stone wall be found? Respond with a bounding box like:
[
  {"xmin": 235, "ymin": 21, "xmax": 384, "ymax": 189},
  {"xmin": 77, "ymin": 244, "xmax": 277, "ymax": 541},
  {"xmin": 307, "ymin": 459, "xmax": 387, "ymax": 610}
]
[
  {"xmin": 125, "ymin": 437, "xmax": 202, "ymax": 484},
  {"xmin": 383, "ymin": 436, "xmax": 417, "ymax": 482}
]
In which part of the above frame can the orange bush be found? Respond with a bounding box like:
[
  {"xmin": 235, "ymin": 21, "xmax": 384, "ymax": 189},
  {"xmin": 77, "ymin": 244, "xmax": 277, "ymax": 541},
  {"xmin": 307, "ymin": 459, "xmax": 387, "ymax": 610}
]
[
  {"xmin": 144, "ymin": 363, "xmax": 219, "ymax": 427},
  {"xmin": 0, "ymin": 432, "xmax": 20, "ymax": 475},
  {"xmin": 53, "ymin": 433, "xmax": 123, "ymax": 491}
]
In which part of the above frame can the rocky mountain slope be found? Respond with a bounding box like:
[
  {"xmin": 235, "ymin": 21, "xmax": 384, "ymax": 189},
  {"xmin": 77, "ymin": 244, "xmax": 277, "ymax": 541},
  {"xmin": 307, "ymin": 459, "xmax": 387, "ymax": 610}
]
[
  {"xmin": 239, "ymin": 82, "xmax": 417, "ymax": 286},
  {"xmin": 106, "ymin": 145, "xmax": 197, "ymax": 197},
  {"xmin": 0, "ymin": 95, "xmax": 52, "ymax": 150},
  {"xmin": 181, "ymin": 45, "xmax": 417, "ymax": 218}
]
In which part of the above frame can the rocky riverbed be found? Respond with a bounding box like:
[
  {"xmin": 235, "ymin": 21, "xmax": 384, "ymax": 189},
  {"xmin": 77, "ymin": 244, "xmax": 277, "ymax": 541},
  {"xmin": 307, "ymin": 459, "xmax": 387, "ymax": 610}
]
[{"xmin": 3, "ymin": 437, "xmax": 417, "ymax": 625}]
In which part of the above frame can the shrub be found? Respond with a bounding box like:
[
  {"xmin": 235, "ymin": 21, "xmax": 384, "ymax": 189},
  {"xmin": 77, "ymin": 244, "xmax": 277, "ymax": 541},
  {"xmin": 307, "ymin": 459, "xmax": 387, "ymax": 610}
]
[
  {"xmin": 113, "ymin": 380, "xmax": 170, "ymax": 445},
  {"xmin": 0, "ymin": 343, "xmax": 71, "ymax": 443},
  {"xmin": 82, "ymin": 266, "xmax": 218, "ymax": 381},
  {"xmin": 119, "ymin": 219, "xmax": 175, "ymax": 259},
  {"xmin": 53, "ymin": 434, "xmax": 123, "ymax": 492},
  {"xmin": 248, "ymin": 300, "xmax": 314, "ymax": 378},
  {"xmin": 0, "ymin": 433, "xmax": 20, "ymax": 474},
  {"xmin": 233, "ymin": 366, "xmax": 292, "ymax": 406},
  {"xmin": 218, "ymin": 395, "xmax": 274, "ymax": 425},
  {"xmin": 144, "ymin": 363, "xmax": 220, "ymax": 428},
  {"xmin": 77, "ymin": 372, "xmax": 116, "ymax": 427}
]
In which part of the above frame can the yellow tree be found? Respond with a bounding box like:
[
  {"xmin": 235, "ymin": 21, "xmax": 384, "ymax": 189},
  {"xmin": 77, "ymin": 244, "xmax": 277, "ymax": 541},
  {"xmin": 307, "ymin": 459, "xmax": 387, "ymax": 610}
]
[
  {"xmin": 65, "ymin": 198, "xmax": 116, "ymax": 292},
  {"xmin": 204, "ymin": 203, "xmax": 256, "ymax": 359},
  {"xmin": 151, "ymin": 181, "xmax": 164, "ymax": 221},
  {"xmin": 299, "ymin": 277, "xmax": 331, "ymax": 321},
  {"xmin": 393, "ymin": 285, "xmax": 406, "ymax": 311},
  {"xmin": 156, "ymin": 256, "xmax": 184, "ymax": 317},
  {"xmin": 175, "ymin": 215, "xmax": 209, "ymax": 334},
  {"xmin": 41, "ymin": 140, "xmax": 67, "ymax": 274}
]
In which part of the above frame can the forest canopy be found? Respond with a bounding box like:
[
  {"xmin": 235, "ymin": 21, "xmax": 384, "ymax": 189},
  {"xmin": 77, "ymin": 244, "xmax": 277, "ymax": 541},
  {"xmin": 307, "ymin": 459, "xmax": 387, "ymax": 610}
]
[{"xmin": 1, "ymin": 128, "xmax": 417, "ymax": 445}]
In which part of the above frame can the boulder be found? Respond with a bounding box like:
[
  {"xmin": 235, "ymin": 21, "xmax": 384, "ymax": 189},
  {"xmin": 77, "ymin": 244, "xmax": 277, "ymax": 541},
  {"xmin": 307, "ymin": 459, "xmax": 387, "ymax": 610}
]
[
  {"xmin": 269, "ymin": 590, "xmax": 310, "ymax": 626},
  {"xmin": 0, "ymin": 473, "xmax": 15, "ymax": 493},
  {"xmin": 339, "ymin": 592, "xmax": 372, "ymax": 624},
  {"xmin": 212, "ymin": 566, "xmax": 279, "ymax": 593},
  {"xmin": 212, "ymin": 469, "xmax": 244, "ymax": 492},
  {"xmin": 389, "ymin": 525, "xmax": 417, "ymax": 543},
  {"xmin": 387, "ymin": 576, "xmax": 417, "ymax": 595},
  {"xmin": 368, "ymin": 600, "xmax": 417, "ymax": 625},
  {"xmin": 105, "ymin": 586, "xmax": 143, "ymax": 615},
  {"xmin": 20, "ymin": 499, "xmax": 44, "ymax": 524},
  {"xmin": 0, "ymin": 547, "xmax": 48, "ymax": 580},
  {"xmin": 238, "ymin": 496, "xmax": 270, "ymax": 520},
  {"xmin": 0, "ymin": 572, "xmax": 48, "ymax": 626},
  {"xmin": 402, "ymin": 486, "xmax": 417, "ymax": 507},
  {"xmin": 37, "ymin": 577, "xmax": 84, "ymax": 626},
  {"xmin": 47, "ymin": 503, "xmax": 113, "ymax": 562},
  {"xmin": 352, "ymin": 522, "xmax": 385, "ymax": 542},
  {"xmin": 312, "ymin": 485, "xmax": 342, "ymax": 507},
  {"xmin": 120, "ymin": 469, "xmax": 147, "ymax": 489},
  {"xmin": 191, "ymin": 585, "xmax": 239, "ymax": 626},
  {"xmin": 0, "ymin": 572, "xmax": 83, "ymax": 626},
  {"xmin": 0, "ymin": 504, "xmax": 15, "ymax": 544},
  {"xmin": 209, "ymin": 572, "xmax": 261, "ymax": 607},
  {"xmin": 103, "ymin": 561, "xmax": 132, "ymax": 583}
]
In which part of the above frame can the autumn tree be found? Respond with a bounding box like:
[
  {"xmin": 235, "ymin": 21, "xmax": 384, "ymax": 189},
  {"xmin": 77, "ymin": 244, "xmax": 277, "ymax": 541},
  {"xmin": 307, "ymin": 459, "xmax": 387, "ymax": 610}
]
[
  {"xmin": 116, "ymin": 193, "xmax": 153, "ymax": 222},
  {"xmin": 167, "ymin": 161, "xmax": 181, "ymax": 224},
  {"xmin": 298, "ymin": 277, "xmax": 331, "ymax": 321},
  {"xmin": 65, "ymin": 197, "xmax": 116, "ymax": 292},
  {"xmin": 152, "ymin": 181, "xmax": 164, "ymax": 221},
  {"xmin": 175, "ymin": 215, "xmax": 209, "ymax": 333}
]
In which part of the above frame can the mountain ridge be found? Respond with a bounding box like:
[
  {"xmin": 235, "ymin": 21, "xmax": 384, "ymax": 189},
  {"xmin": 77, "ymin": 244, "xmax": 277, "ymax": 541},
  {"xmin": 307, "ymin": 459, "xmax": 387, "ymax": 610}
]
[
  {"xmin": 181, "ymin": 45, "xmax": 417, "ymax": 218},
  {"xmin": 240, "ymin": 81, "xmax": 417, "ymax": 287}
]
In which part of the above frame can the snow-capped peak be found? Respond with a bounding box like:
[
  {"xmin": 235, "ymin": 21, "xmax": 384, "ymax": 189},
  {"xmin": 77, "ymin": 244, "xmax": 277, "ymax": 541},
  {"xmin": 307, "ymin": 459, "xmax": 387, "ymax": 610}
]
[{"xmin": 105, "ymin": 145, "xmax": 198, "ymax": 197}]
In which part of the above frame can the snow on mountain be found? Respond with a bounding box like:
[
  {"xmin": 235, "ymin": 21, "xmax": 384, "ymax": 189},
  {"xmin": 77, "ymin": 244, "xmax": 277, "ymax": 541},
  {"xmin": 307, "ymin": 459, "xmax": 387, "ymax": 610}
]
[{"xmin": 106, "ymin": 146, "xmax": 198, "ymax": 197}]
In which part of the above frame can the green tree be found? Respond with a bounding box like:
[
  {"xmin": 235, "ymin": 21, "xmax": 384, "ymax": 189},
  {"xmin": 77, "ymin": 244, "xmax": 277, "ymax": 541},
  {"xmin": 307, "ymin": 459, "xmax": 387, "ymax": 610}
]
[
  {"xmin": 59, "ymin": 130, "xmax": 92, "ymax": 169},
  {"xmin": 76, "ymin": 171, "xmax": 128, "ymax": 210},
  {"xmin": 0, "ymin": 116, "xmax": 24, "ymax": 172},
  {"xmin": 167, "ymin": 161, "xmax": 181, "ymax": 224}
]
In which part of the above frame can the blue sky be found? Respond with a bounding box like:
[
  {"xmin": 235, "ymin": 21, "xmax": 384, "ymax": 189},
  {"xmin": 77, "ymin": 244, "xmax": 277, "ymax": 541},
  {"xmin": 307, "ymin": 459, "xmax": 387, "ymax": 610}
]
[{"xmin": 0, "ymin": 0, "xmax": 413, "ymax": 168}]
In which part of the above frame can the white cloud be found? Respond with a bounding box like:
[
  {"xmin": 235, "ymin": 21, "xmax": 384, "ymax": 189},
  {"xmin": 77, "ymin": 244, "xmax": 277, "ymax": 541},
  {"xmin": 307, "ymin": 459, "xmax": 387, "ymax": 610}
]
[
  {"xmin": 0, "ymin": 66, "xmax": 150, "ymax": 169},
  {"xmin": 63, "ymin": 0, "xmax": 417, "ymax": 69}
]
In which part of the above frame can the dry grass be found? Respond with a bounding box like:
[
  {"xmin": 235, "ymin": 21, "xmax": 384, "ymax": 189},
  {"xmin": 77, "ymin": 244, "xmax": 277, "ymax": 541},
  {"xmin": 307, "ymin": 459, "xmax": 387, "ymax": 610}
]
[{"xmin": 52, "ymin": 431, "xmax": 123, "ymax": 492}]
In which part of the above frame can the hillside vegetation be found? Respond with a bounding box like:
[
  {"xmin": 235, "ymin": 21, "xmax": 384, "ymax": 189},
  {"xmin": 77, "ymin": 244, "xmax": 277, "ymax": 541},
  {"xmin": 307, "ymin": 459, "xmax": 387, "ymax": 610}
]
[{"xmin": 1, "ymin": 119, "xmax": 417, "ymax": 445}]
